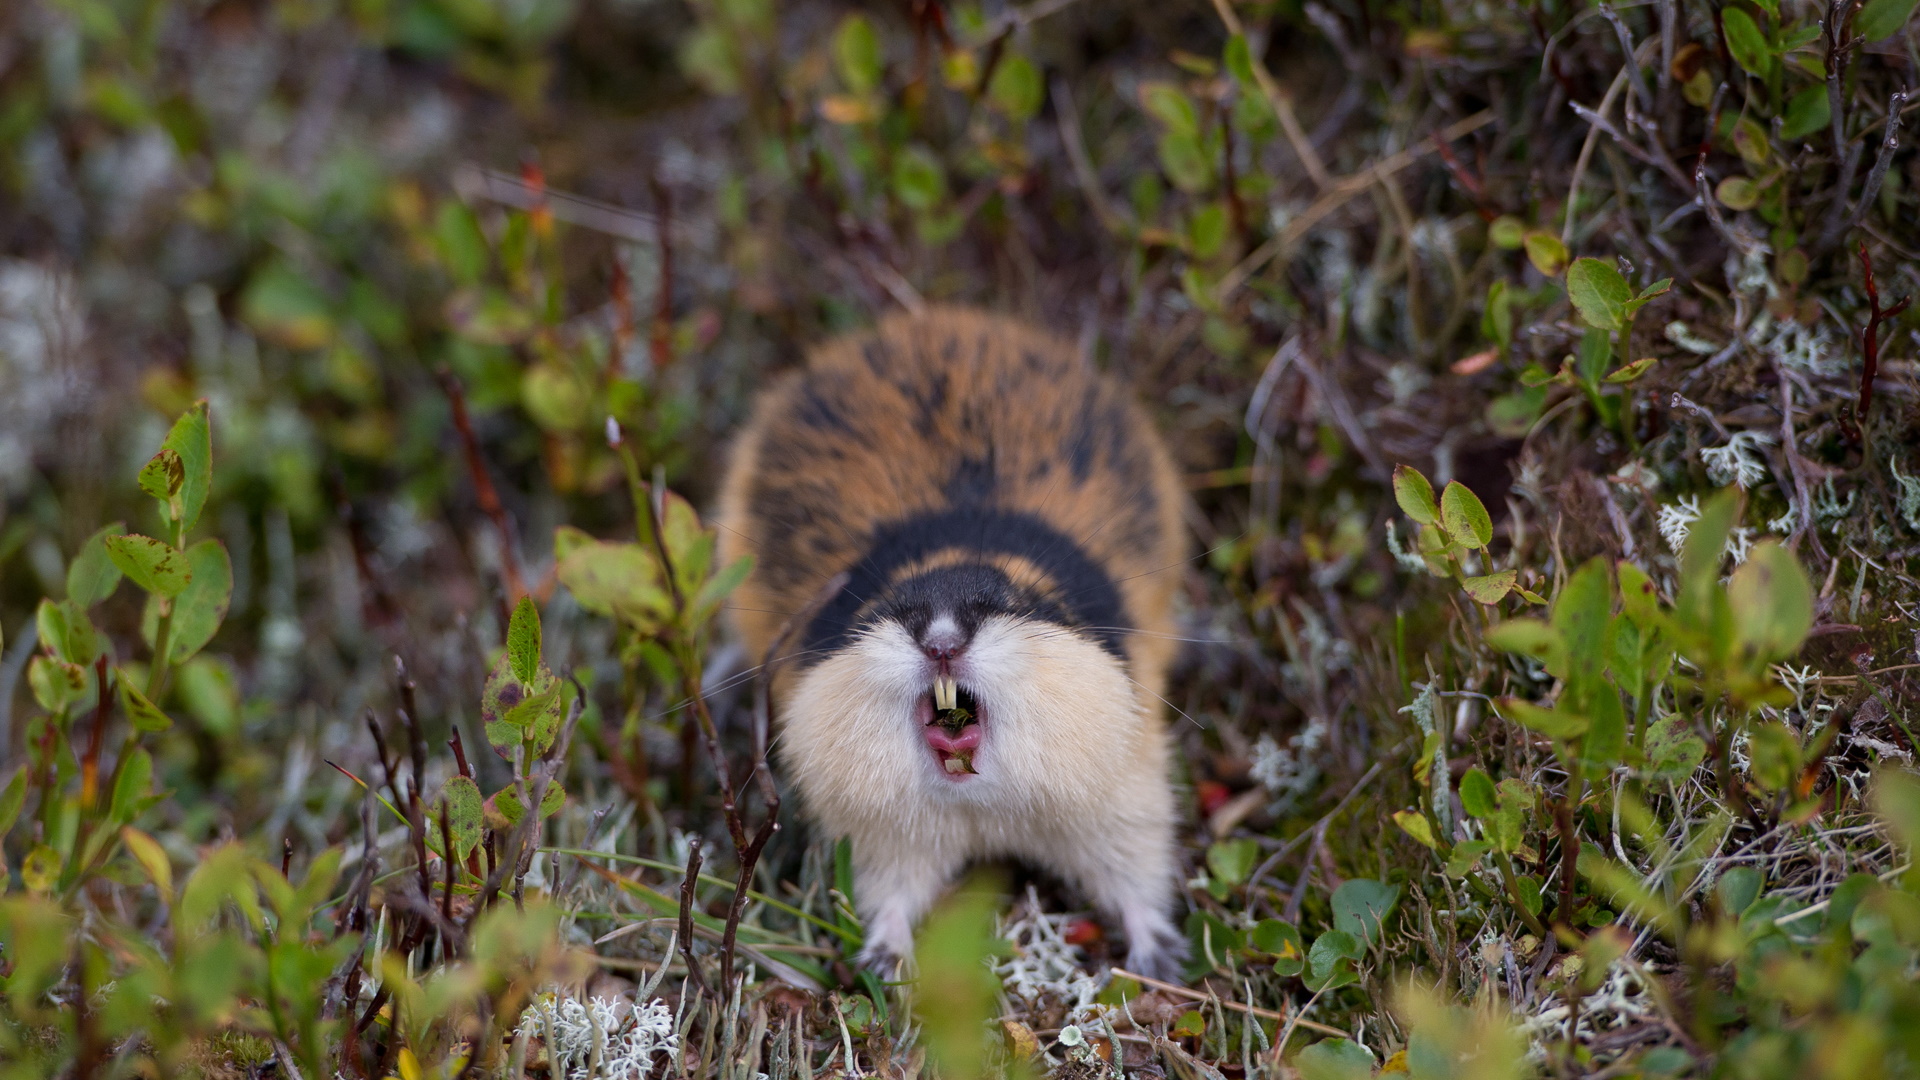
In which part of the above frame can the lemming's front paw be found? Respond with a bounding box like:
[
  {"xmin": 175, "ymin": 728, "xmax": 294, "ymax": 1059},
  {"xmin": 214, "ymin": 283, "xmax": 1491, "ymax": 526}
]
[{"xmin": 854, "ymin": 943, "xmax": 912, "ymax": 981}]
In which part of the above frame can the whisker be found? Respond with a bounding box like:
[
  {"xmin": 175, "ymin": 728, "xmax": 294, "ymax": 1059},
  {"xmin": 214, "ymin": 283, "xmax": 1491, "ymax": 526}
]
[{"xmin": 1119, "ymin": 670, "xmax": 1206, "ymax": 730}]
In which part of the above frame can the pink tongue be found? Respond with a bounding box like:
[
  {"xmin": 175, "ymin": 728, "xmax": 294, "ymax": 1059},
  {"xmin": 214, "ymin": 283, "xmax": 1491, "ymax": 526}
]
[{"xmin": 924, "ymin": 723, "xmax": 982, "ymax": 754}]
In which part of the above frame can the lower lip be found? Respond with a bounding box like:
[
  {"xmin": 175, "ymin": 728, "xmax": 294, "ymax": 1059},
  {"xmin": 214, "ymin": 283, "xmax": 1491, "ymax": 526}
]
[{"xmin": 918, "ymin": 696, "xmax": 983, "ymax": 781}]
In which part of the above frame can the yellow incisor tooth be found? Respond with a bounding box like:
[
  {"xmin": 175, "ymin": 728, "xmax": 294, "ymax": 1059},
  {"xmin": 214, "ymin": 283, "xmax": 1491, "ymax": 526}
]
[
  {"xmin": 934, "ymin": 675, "xmax": 956, "ymax": 711},
  {"xmin": 944, "ymin": 755, "xmax": 967, "ymax": 774}
]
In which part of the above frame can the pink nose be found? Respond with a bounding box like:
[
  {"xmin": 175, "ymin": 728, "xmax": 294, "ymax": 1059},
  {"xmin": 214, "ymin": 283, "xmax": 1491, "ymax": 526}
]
[{"xmin": 924, "ymin": 723, "xmax": 981, "ymax": 754}]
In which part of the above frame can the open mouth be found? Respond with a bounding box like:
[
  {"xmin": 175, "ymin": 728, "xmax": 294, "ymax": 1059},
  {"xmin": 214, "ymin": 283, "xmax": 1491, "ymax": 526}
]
[{"xmin": 923, "ymin": 676, "xmax": 982, "ymax": 778}]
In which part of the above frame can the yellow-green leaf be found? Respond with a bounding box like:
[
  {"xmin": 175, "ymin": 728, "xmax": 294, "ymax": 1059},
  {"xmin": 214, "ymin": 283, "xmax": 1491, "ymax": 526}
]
[{"xmin": 105, "ymin": 534, "xmax": 191, "ymax": 599}]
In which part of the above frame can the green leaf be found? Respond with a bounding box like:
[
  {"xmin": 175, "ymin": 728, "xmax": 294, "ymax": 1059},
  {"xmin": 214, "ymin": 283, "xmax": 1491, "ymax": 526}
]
[
  {"xmin": 1463, "ymin": 568, "xmax": 1517, "ymax": 605},
  {"xmin": 1488, "ymin": 217, "xmax": 1525, "ymax": 250},
  {"xmin": 691, "ymin": 554, "xmax": 755, "ymax": 627},
  {"xmin": 833, "ymin": 14, "xmax": 882, "ymax": 95},
  {"xmin": 1459, "ymin": 768, "xmax": 1498, "ymax": 819},
  {"xmin": 1523, "ymin": 231, "xmax": 1568, "ymax": 277},
  {"xmin": 142, "ymin": 539, "xmax": 232, "ymax": 664},
  {"xmin": 1616, "ymin": 561, "xmax": 1660, "ymax": 625},
  {"xmin": 1488, "ymin": 779, "xmax": 1535, "ymax": 854},
  {"xmin": 1566, "ymin": 257, "xmax": 1632, "ymax": 331},
  {"xmin": 1139, "ymin": 81, "xmax": 1199, "ymax": 136},
  {"xmin": 1722, "ymin": 8, "xmax": 1773, "ymax": 77},
  {"xmin": 121, "ymin": 826, "xmax": 173, "ymax": 899},
  {"xmin": 1222, "ymin": 34, "xmax": 1256, "ymax": 87},
  {"xmin": 38, "ymin": 599, "xmax": 98, "ymax": 665},
  {"xmin": 557, "ymin": 540, "xmax": 671, "ymax": 632},
  {"xmin": 1331, "ymin": 878, "xmax": 1399, "ymax": 945},
  {"xmin": 138, "ymin": 447, "xmax": 185, "ymax": 511},
  {"xmin": 1483, "ymin": 279, "xmax": 1514, "ymax": 347},
  {"xmin": 0, "ymin": 766, "xmax": 27, "ymax": 839},
  {"xmin": 1294, "ymin": 1038, "xmax": 1374, "ymax": 1080},
  {"xmin": 1716, "ymin": 175, "xmax": 1760, "ymax": 211},
  {"xmin": 1677, "ymin": 489, "xmax": 1740, "ymax": 632},
  {"xmin": 1579, "ymin": 684, "xmax": 1628, "ymax": 774},
  {"xmin": 1717, "ymin": 867, "xmax": 1763, "ymax": 916},
  {"xmin": 1645, "ymin": 714, "xmax": 1706, "ymax": 782},
  {"xmin": 105, "ymin": 534, "xmax": 190, "ymax": 599},
  {"xmin": 1305, "ymin": 929, "xmax": 1361, "ymax": 989},
  {"xmin": 1554, "ymin": 557, "xmax": 1613, "ymax": 697},
  {"xmin": 1445, "ymin": 839, "xmax": 1493, "ymax": 877},
  {"xmin": 161, "ymin": 399, "xmax": 213, "ymax": 534},
  {"xmin": 987, "ymin": 55, "xmax": 1043, "ymax": 121},
  {"xmin": 109, "ymin": 748, "xmax": 153, "ymax": 826},
  {"xmin": 553, "ymin": 524, "xmax": 594, "ymax": 563},
  {"xmin": 119, "ymin": 675, "xmax": 174, "ymax": 733},
  {"xmin": 67, "ymin": 522, "xmax": 126, "ymax": 608},
  {"xmin": 1728, "ymin": 540, "xmax": 1814, "ymax": 663},
  {"xmin": 1485, "ymin": 618, "xmax": 1566, "ymax": 674},
  {"xmin": 1156, "ymin": 131, "xmax": 1214, "ymax": 193},
  {"xmin": 177, "ymin": 656, "xmax": 240, "ymax": 735},
  {"xmin": 434, "ymin": 201, "xmax": 490, "ymax": 286},
  {"xmin": 1874, "ymin": 769, "xmax": 1920, "ymax": 882},
  {"xmin": 1250, "ymin": 919, "xmax": 1305, "ymax": 975},
  {"xmin": 1605, "ymin": 356, "xmax": 1658, "ymax": 384},
  {"xmin": 507, "ymin": 595, "xmax": 542, "ymax": 686},
  {"xmin": 1512, "ymin": 873, "xmax": 1544, "ymax": 916},
  {"xmin": 1497, "ymin": 697, "xmax": 1590, "ymax": 739},
  {"xmin": 1392, "ymin": 465, "xmax": 1439, "ymax": 525},
  {"xmin": 890, "ymin": 145, "xmax": 947, "ymax": 212},
  {"xmin": 29, "ymin": 655, "xmax": 88, "ymax": 713},
  {"xmin": 487, "ymin": 780, "xmax": 565, "ymax": 829},
  {"xmin": 1855, "ymin": 0, "xmax": 1919, "ymax": 42},
  {"xmin": 1621, "ymin": 276, "xmax": 1673, "ymax": 321},
  {"xmin": 1440, "ymin": 480, "xmax": 1494, "ymax": 549},
  {"xmin": 1780, "ymin": 84, "xmax": 1832, "ymax": 141},
  {"xmin": 1206, "ymin": 837, "xmax": 1261, "ymax": 886},
  {"xmin": 1748, "ymin": 721, "xmax": 1801, "ymax": 793},
  {"xmin": 659, "ymin": 488, "xmax": 711, "ymax": 599},
  {"xmin": 241, "ymin": 264, "xmax": 334, "ymax": 349},
  {"xmin": 441, "ymin": 776, "xmax": 484, "ymax": 860},
  {"xmin": 1393, "ymin": 809, "xmax": 1437, "ymax": 849}
]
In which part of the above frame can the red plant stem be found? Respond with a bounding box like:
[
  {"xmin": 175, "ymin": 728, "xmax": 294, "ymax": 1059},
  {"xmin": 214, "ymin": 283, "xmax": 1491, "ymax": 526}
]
[
  {"xmin": 609, "ymin": 257, "xmax": 633, "ymax": 384},
  {"xmin": 1433, "ymin": 133, "xmax": 1494, "ymax": 221},
  {"xmin": 449, "ymin": 727, "xmax": 473, "ymax": 779},
  {"xmin": 439, "ymin": 801, "xmax": 456, "ymax": 938},
  {"xmin": 434, "ymin": 367, "xmax": 527, "ymax": 607},
  {"xmin": 1852, "ymin": 242, "xmax": 1912, "ymax": 441},
  {"xmin": 81, "ymin": 655, "xmax": 109, "ymax": 808},
  {"xmin": 649, "ymin": 177, "xmax": 675, "ymax": 372}
]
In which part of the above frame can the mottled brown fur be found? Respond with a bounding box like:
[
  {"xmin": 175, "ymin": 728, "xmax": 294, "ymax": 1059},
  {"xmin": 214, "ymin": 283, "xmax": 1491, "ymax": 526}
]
[{"xmin": 717, "ymin": 306, "xmax": 1187, "ymax": 691}]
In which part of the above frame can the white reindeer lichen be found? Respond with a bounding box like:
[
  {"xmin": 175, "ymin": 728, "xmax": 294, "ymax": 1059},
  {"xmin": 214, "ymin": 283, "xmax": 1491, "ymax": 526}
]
[
  {"xmin": 1700, "ymin": 430, "xmax": 1773, "ymax": 491},
  {"xmin": 994, "ymin": 890, "xmax": 1107, "ymax": 1026},
  {"xmin": 517, "ymin": 993, "xmax": 679, "ymax": 1080}
]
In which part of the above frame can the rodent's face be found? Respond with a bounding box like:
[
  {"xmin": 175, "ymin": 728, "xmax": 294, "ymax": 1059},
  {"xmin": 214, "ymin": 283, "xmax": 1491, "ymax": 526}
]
[{"xmin": 779, "ymin": 601, "xmax": 1154, "ymax": 827}]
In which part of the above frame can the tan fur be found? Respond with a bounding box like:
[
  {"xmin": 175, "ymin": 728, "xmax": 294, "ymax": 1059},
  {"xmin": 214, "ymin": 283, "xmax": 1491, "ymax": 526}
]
[{"xmin": 715, "ymin": 306, "xmax": 1189, "ymax": 973}]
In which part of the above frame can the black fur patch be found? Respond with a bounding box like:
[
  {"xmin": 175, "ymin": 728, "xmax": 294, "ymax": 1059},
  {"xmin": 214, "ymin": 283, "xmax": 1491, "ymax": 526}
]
[{"xmin": 800, "ymin": 508, "xmax": 1129, "ymax": 663}]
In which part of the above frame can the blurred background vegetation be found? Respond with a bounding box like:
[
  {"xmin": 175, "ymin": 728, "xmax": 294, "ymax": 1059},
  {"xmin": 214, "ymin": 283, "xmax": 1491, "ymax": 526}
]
[{"xmin": 3, "ymin": 0, "xmax": 1920, "ymax": 1076}]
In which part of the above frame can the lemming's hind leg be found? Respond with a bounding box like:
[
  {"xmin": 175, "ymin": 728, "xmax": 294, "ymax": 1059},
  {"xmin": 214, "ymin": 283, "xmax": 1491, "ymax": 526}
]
[
  {"xmin": 1057, "ymin": 822, "xmax": 1186, "ymax": 982},
  {"xmin": 851, "ymin": 834, "xmax": 966, "ymax": 972}
]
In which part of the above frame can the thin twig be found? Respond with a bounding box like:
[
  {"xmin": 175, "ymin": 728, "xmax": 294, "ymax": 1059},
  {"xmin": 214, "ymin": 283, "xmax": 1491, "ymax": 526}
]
[
  {"xmin": 435, "ymin": 367, "xmax": 527, "ymax": 607},
  {"xmin": 1216, "ymin": 110, "xmax": 1495, "ymax": 301},
  {"xmin": 1052, "ymin": 77, "xmax": 1131, "ymax": 235},
  {"xmin": 1110, "ymin": 969, "xmax": 1349, "ymax": 1038},
  {"xmin": 1205, "ymin": 0, "xmax": 1331, "ymax": 188},
  {"xmin": 679, "ymin": 837, "xmax": 710, "ymax": 998}
]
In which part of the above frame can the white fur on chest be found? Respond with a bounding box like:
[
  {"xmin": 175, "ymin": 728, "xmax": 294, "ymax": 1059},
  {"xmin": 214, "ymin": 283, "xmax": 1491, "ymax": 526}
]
[{"xmin": 776, "ymin": 616, "xmax": 1181, "ymax": 974}]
